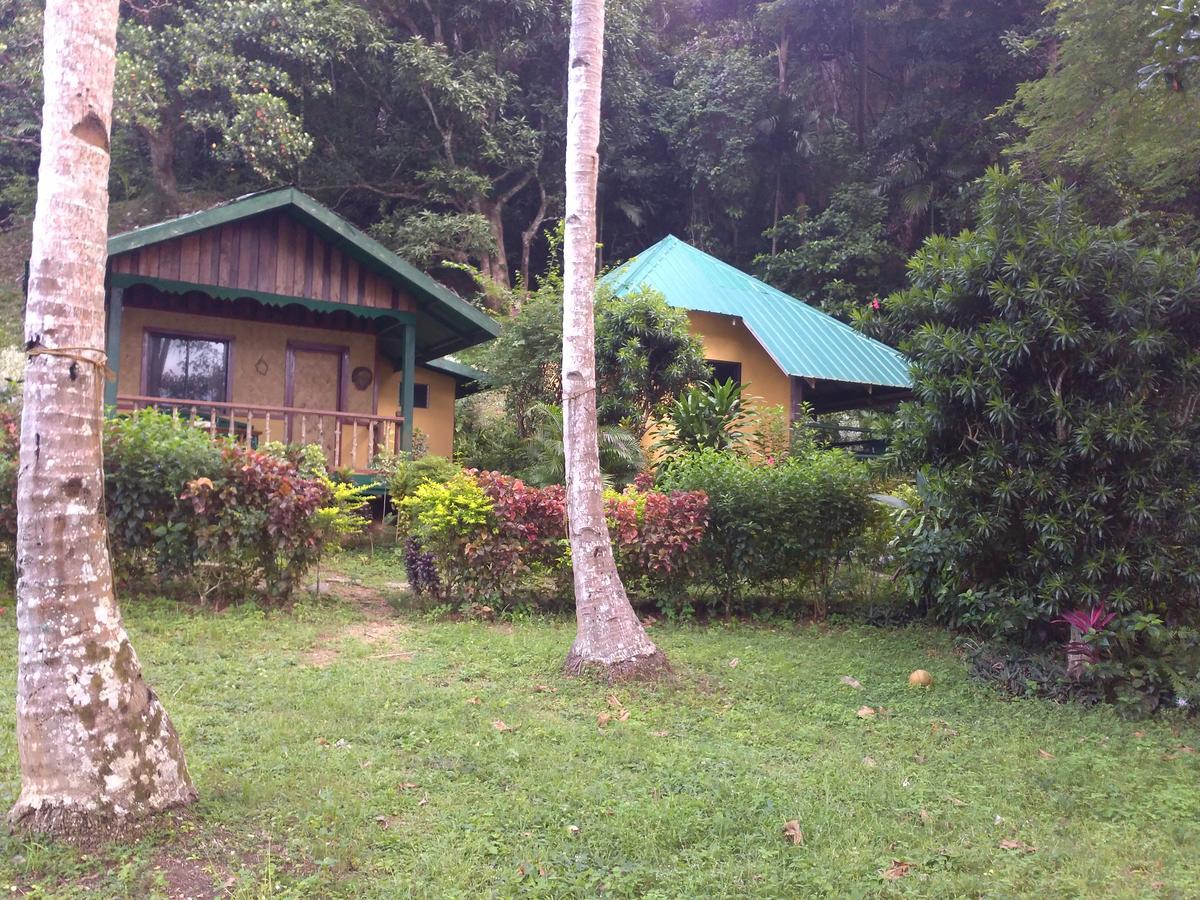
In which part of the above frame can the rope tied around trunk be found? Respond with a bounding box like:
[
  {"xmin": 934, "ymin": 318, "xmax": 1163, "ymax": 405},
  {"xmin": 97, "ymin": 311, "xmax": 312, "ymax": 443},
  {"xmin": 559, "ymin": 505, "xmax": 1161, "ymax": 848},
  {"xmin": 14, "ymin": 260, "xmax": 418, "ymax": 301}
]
[{"xmin": 26, "ymin": 345, "xmax": 116, "ymax": 380}]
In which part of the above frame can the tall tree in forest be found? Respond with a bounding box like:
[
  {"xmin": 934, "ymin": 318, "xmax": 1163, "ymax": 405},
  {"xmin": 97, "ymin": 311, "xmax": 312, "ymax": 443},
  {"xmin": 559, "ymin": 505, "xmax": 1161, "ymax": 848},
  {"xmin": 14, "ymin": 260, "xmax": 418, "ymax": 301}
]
[
  {"xmin": 8, "ymin": 0, "xmax": 196, "ymax": 835},
  {"xmin": 561, "ymin": 0, "xmax": 666, "ymax": 679}
]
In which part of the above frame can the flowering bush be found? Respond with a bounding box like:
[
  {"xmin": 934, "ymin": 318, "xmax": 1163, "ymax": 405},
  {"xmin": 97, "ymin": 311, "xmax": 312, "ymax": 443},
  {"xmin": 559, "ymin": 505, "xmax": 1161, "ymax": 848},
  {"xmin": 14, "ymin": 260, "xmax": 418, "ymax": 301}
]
[{"xmin": 400, "ymin": 469, "xmax": 709, "ymax": 608}]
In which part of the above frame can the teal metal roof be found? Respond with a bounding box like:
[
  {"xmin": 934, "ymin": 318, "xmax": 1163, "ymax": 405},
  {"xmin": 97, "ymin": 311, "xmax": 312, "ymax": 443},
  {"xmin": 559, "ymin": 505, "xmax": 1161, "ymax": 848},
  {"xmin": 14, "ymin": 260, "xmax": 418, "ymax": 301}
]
[{"xmin": 602, "ymin": 235, "xmax": 911, "ymax": 389}]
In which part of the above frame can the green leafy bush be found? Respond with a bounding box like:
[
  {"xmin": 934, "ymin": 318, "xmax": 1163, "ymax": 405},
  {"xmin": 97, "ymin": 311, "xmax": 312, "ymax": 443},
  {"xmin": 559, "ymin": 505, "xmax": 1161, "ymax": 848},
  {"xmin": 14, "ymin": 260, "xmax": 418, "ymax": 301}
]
[
  {"xmin": 103, "ymin": 407, "xmax": 223, "ymax": 578},
  {"xmin": 656, "ymin": 448, "xmax": 878, "ymax": 610},
  {"xmin": 877, "ymin": 170, "xmax": 1200, "ymax": 708}
]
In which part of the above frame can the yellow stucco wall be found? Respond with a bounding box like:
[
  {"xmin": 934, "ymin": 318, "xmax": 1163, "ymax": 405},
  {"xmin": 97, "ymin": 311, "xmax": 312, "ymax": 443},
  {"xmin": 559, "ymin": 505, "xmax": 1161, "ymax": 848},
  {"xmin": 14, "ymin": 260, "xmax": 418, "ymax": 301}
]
[
  {"xmin": 116, "ymin": 306, "xmax": 458, "ymax": 465},
  {"xmin": 376, "ymin": 364, "xmax": 458, "ymax": 459},
  {"xmin": 687, "ymin": 310, "xmax": 791, "ymax": 413}
]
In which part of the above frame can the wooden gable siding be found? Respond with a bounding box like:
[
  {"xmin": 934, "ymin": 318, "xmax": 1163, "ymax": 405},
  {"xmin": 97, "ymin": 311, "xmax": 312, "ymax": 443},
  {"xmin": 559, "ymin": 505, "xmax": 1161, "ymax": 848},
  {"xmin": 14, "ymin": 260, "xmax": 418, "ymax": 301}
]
[{"xmin": 109, "ymin": 211, "xmax": 414, "ymax": 312}]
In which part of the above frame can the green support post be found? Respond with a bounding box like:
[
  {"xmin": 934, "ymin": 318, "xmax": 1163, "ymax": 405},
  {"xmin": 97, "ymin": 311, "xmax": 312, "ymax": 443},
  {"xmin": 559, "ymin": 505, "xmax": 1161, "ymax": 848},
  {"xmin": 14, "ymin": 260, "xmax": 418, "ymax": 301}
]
[
  {"xmin": 103, "ymin": 287, "xmax": 123, "ymax": 410},
  {"xmin": 400, "ymin": 321, "xmax": 415, "ymax": 453}
]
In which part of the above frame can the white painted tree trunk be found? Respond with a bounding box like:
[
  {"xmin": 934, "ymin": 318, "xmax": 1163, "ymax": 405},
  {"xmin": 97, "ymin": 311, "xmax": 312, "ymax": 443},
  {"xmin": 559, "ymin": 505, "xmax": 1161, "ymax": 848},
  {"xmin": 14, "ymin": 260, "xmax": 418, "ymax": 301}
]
[
  {"xmin": 561, "ymin": 0, "xmax": 666, "ymax": 679},
  {"xmin": 8, "ymin": 0, "xmax": 197, "ymax": 836}
]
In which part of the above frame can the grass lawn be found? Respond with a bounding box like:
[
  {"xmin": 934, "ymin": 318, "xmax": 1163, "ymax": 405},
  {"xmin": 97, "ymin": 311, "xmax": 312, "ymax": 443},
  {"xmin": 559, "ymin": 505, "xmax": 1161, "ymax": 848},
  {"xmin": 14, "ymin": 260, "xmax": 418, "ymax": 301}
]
[{"xmin": 1, "ymin": 551, "xmax": 1198, "ymax": 898}]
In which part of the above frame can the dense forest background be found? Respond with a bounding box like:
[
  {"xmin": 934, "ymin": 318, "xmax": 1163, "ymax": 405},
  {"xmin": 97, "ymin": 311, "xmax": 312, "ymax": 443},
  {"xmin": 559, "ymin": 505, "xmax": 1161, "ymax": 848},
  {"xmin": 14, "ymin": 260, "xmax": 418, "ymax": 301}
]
[{"xmin": 2, "ymin": 0, "xmax": 1199, "ymax": 322}]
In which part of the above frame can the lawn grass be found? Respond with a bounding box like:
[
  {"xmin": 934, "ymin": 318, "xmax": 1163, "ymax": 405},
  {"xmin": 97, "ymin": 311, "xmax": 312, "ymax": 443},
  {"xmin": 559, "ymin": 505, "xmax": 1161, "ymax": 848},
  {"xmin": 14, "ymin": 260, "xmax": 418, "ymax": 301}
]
[{"xmin": 1, "ymin": 550, "xmax": 1198, "ymax": 897}]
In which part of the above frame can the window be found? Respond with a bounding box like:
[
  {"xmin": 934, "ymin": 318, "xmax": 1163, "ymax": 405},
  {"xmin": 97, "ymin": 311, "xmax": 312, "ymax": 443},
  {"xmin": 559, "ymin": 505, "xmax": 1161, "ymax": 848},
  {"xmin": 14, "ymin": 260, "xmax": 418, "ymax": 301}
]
[
  {"xmin": 144, "ymin": 331, "xmax": 230, "ymax": 402},
  {"xmin": 413, "ymin": 384, "xmax": 429, "ymax": 409},
  {"xmin": 707, "ymin": 359, "xmax": 742, "ymax": 386}
]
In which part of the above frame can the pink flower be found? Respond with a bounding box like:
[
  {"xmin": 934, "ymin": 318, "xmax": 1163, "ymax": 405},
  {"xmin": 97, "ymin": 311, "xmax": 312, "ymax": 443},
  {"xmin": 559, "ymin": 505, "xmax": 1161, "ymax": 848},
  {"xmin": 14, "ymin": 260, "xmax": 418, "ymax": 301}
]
[{"xmin": 871, "ymin": 297, "xmax": 881, "ymax": 310}]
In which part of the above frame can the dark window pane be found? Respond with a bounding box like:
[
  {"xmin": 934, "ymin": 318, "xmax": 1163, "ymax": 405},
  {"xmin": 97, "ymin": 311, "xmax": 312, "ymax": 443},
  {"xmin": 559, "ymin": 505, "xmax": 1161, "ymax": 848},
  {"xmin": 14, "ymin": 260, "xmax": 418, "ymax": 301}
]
[
  {"xmin": 413, "ymin": 384, "xmax": 429, "ymax": 409},
  {"xmin": 707, "ymin": 359, "xmax": 742, "ymax": 386},
  {"xmin": 146, "ymin": 334, "xmax": 229, "ymax": 402}
]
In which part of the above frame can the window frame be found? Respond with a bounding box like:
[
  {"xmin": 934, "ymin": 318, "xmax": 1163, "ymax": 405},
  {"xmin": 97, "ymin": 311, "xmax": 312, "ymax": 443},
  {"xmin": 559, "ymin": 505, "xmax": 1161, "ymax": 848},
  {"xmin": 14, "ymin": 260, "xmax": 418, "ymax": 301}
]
[
  {"xmin": 413, "ymin": 383, "xmax": 429, "ymax": 409},
  {"xmin": 140, "ymin": 326, "xmax": 234, "ymax": 403}
]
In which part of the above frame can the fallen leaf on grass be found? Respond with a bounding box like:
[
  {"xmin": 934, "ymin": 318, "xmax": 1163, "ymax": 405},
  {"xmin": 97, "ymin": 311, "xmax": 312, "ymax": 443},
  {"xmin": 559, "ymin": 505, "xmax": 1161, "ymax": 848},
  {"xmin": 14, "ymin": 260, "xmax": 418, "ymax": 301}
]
[
  {"xmin": 729, "ymin": 658, "xmax": 740, "ymax": 668},
  {"xmin": 881, "ymin": 860, "xmax": 911, "ymax": 880},
  {"xmin": 397, "ymin": 782, "xmax": 419, "ymax": 790},
  {"xmin": 839, "ymin": 676, "xmax": 863, "ymax": 689},
  {"xmin": 948, "ymin": 796, "xmax": 966, "ymax": 807},
  {"xmin": 919, "ymin": 808, "xmax": 931, "ymax": 823},
  {"xmin": 1133, "ymin": 730, "xmax": 1145, "ymax": 738},
  {"xmin": 651, "ymin": 729, "xmax": 669, "ymax": 737},
  {"xmin": 782, "ymin": 820, "xmax": 804, "ymax": 845},
  {"xmin": 1037, "ymin": 749, "xmax": 1055, "ymax": 760},
  {"xmin": 418, "ymin": 794, "xmax": 429, "ymax": 807},
  {"xmin": 1177, "ymin": 745, "xmax": 1196, "ymax": 753},
  {"xmin": 857, "ymin": 706, "xmax": 876, "ymax": 719},
  {"xmin": 862, "ymin": 756, "xmax": 877, "ymax": 768},
  {"xmin": 999, "ymin": 839, "xmax": 1036, "ymax": 853},
  {"xmin": 606, "ymin": 694, "xmax": 623, "ymax": 708},
  {"xmin": 466, "ymin": 696, "xmax": 482, "ymax": 705},
  {"xmin": 642, "ymin": 615, "xmax": 658, "ymax": 626},
  {"xmin": 534, "ymin": 684, "xmax": 558, "ymax": 694},
  {"xmin": 374, "ymin": 814, "xmax": 399, "ymax": 829},
  {"xmin": 597, "ymin": 712, "xmax": 613, "ymax": 727},
  {"xmin": 567, "ymin": 825, "xmax": 580, "ymax": 835},
  {"xmin": 314, "ymin": 737, "xmax": 329, "ymax": 746},
  {"xmin": 492, "ymin": 720, "xmax": 514, "ymax": 732},
  {"xmin": 618, "ymin": 709, "xmax": 630, "ymax": 722}
]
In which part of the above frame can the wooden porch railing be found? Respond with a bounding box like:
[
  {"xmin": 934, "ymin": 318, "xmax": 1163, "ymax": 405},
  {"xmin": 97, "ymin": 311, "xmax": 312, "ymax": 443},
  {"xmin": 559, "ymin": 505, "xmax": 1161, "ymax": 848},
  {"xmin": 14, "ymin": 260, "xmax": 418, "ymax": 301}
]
[{"xmin": 116, "ymin": 394, "xmax": 404, "ymax": 472}]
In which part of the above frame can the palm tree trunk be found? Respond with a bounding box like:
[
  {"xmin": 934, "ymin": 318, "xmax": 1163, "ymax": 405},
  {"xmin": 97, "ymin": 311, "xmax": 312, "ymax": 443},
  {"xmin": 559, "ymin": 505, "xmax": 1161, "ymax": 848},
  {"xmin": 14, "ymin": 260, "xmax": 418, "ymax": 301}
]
[
  {"xmin": 561, "ymin": 0, "xmax": 666, "ymax": 680},
  {"xmin": 8, "ymin": 0, "xmax": 196, "ymax": 837}
]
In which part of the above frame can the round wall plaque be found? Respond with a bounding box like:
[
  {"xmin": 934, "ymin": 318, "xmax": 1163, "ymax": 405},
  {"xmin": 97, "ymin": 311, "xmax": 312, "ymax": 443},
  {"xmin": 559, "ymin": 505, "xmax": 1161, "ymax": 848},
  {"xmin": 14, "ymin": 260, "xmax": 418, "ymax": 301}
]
[{"xmin": 351, "ymin": 366, "xmax": 374, "ymax": 391}]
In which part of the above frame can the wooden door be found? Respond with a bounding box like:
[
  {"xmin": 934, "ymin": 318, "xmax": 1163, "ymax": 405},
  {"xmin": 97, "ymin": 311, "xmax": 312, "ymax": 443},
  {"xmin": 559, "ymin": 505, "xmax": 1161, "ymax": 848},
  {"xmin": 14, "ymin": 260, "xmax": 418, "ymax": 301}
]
[{"xmin": 286, "ymin": 342, "xmax": 347, "ymax": 462}]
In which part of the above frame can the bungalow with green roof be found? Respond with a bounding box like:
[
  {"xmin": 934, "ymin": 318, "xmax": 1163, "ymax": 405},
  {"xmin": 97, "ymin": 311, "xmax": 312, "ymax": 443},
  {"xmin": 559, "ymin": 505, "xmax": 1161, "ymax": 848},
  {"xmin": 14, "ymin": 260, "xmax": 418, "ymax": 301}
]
[
  {"xmin": 602, "ymin": 235, "xmax": 912, "ymax": 419},
  {"xmin": 103, "ymin": 187, "xmax": 496, "ymax": 467}
]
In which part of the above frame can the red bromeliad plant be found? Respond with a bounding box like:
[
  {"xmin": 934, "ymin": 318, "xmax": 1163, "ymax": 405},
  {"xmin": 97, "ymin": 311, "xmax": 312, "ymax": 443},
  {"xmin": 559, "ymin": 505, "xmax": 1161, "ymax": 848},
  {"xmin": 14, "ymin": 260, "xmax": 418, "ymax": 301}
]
[{"xmin": 1054, "ymin": 604, "xmax": 1117, "ymax": 677}]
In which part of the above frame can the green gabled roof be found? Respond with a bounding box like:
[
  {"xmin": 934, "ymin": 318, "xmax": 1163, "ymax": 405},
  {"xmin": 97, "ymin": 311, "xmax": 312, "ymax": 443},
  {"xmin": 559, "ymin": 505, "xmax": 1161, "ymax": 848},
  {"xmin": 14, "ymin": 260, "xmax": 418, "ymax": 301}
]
[
  {"xmin": 602, "ymin": 235, "xmax": 911, "ymax": 389},
  {"xmin": 107, "ymin": 187, "xmax": 499, "ymax": 361}
]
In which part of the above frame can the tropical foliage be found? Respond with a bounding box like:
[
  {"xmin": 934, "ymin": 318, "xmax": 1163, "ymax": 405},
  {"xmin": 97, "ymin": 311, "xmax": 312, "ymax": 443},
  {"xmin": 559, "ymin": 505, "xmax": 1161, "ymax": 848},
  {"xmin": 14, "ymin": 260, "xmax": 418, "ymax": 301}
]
[{"xmin": 877, "ymin": 170, "xmax": 1200, "ymax": 712}]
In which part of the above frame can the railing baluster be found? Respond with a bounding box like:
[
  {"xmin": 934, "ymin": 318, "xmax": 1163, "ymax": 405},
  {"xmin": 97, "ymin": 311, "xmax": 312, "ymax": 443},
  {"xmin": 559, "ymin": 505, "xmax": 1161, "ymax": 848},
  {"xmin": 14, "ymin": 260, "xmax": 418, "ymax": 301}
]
[
  {"xmin": 368, "ymin": 421, "xmax": 376, "ymax": 462},
  {"xmin": 228, "ymin": 408, "xmax": 236, "ymax": 438},
  {"xmin": 333, "ymin": 417, "xmax": 342, "ymax": 468},
  {"xmin": 300, "ymin": 414, "xmax": 307, "ymax": 445},
  {"xmin": 209, "ymin": 406, "xmax": 216, "ymax": 432},
  {"xmin": 264, "ymin": 411, "xmax": 271, "ymax": 445},
  {"xmin": 351, "ymin": 419, "xmax": 359, "ymax": 470}
]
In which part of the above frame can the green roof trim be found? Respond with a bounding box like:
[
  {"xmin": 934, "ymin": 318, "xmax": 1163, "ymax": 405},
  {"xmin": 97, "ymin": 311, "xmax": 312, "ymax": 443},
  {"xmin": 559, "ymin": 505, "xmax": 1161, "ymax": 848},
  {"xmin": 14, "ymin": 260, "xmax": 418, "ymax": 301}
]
[
  {"xmin": 425, "ymin": 356, "xmax": 491, "ymax": 398},
  {"xmin": 107, "ymin": 187, "xmax": 499, "ymax": 358},
  {"xmin": 602, "ymin": 235, "xmax": 912, "ymax": 389},
  {"xmin": 109, "ymin": 274, "xmax": 417, "ymax": 325}
]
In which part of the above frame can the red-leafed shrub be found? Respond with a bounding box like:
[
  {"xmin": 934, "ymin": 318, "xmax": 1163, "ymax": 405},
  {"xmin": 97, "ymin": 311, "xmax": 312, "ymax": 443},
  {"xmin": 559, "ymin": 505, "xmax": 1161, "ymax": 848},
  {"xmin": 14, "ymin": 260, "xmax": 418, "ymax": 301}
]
[
  {"xmin": 401, "ymin": 469, "xmax": 709, "ymax": 609},
  {"xmin": 182, "ymin": 444, "xmax": 346, "ymax": 604},
  {"xmin": 606, "ymin": 487, "xmax": 709, "ymax": 605}
]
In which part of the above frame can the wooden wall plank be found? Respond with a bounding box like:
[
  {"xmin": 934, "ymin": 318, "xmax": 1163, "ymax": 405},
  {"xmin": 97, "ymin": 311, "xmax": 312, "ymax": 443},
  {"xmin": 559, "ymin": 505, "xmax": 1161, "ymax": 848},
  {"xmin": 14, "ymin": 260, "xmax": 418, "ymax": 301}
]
[
  {"xmin": 258, "ymin": 212, "xmax": 277, "ymax": 294},
  {"xmin": 303, "ymin": 230, "xmax": 315, "ymax": 297},
  {"xmin": 227, "ymin": 222, "xmax": 242, "ymax": 289},
  {"xmin": 180, "ymin": 234, "xmax": 201, "ymax": 283},
  {"xmin": 217, "ymin": 224, "xmax": 234, "ymax": 285},
  {"xmin": 238, "ymin": 220, "xmax": 259, "ymax": 290}
]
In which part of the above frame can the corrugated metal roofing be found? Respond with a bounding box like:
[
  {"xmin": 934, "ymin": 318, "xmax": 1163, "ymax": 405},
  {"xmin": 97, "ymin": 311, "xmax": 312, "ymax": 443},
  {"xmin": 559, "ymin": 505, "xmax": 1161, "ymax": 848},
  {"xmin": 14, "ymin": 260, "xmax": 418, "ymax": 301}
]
[{"xmin": 602, "ymin": 235, "xmax": 912, "ymax": 389}]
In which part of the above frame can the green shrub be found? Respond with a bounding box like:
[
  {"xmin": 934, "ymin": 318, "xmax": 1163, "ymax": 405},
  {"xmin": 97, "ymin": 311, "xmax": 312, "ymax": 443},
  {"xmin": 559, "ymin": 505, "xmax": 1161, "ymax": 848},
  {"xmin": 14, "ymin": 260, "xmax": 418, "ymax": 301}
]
[
  {"xmin": 876, "ymin": 170, "xmax": 1200, "ymax": 708},
  {"xmin": 656, "ymin": 448, "xmax": 878, "ymax": 611},
  {"xmin": 653, "ymin": 379, "xmax": 756, "ymax": 459},
  {"xmin": 386, "ymin": 453, "xmax": 461, "ymax": 503},
  {"xmin": 103, "ymin": 407, "xmax": 223, "ymax": 578}
]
